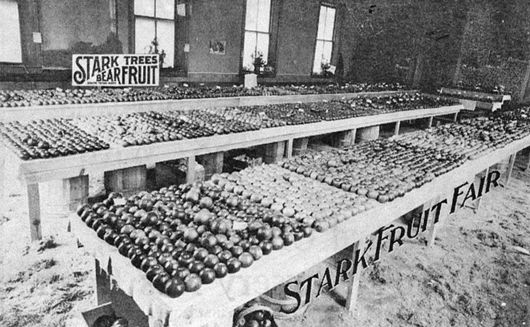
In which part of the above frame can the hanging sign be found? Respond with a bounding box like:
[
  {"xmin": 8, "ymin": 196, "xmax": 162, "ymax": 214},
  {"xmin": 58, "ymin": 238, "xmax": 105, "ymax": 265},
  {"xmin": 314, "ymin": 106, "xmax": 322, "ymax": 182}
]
[{"xmin": 72, "ymin": 54, "xmax": 159, "ymax": 87}]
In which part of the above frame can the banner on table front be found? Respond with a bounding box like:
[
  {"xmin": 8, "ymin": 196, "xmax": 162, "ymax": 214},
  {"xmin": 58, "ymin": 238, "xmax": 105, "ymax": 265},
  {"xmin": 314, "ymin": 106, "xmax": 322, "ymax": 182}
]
[{"xmin": 72, "ymin": 54, "xmax": 159, "ymax": 87}]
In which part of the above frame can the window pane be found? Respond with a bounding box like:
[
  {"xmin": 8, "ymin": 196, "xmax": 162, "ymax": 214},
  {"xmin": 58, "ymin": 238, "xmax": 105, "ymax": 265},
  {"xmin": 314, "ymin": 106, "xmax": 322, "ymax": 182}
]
[
  {"xmin": 243, "ymin": 31, "xmax": 257, "ymax": 70},
  {"xmin": 0, "ymin": 0, "xmax": 22, "ymax": 63},
  {"xmin": 322, "ymin": 40, "xmax": 333, "ymax": 64},
  {"xmin": 313, "ymin": 40, "xmax": 324, "ymax": 73},
  {"xmin": 135, "ymin": 17, "xmax": 156, "ymax": 53},
  {"xmin": 316, "ymin": 6, "xmax": 326, "ymax": 40},
  {"xmin": 157, "ymin": 0, "xmax": 174, "ymax": 19},
  {"xmin": 135, "ymin": 0, "xmax": 155, "ymax": 16},
  {"xmin": 256, "ymin": 33, "xmax": 269, "ymax": 63},
  {"xmin": 157, "ymin": 20, "xmax": 175, "ymax": 68},
  {"xmin": 245, "ymin": 0, "xmax": 258, "ymax": 31},
  {"xmin": 256, "ymin": 0, "xmax": 271, "ymax": 32},
  {"xmin": 324, "ymin": 7, "xmax": 335, "ymax": 40}
]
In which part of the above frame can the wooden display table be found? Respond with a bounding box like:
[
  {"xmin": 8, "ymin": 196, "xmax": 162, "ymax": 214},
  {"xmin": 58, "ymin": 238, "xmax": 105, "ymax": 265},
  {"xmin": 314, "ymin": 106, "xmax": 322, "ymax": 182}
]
[
  {"xmin": 70, "ymin": 133, "xmax": 530, "ymax": 327},
  {"xmin": 0, "ymin": 90, "xmax": 417, "ymax": 122},
  {"xmin": 0, "ymin": 104, "xmax": 462, "ymax": 241},
  {"xmin": 439, "ymin": 87, "xmax": 511, "ymax": 112}
]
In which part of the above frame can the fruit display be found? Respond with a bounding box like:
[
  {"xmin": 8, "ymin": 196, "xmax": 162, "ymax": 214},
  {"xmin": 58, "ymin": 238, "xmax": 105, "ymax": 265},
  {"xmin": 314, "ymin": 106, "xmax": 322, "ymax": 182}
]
[
  {"xmin": 76, "ymin": 181, "xmax": 314, "ymax": 298},
  {"xmin": 279, "ymin": 82, "xmax": 406, "ymax": 95},
  {"xmin": 0, "ymin": 83, "xmax": 410, "ymax": 109},
  {"xmin": 72, "ymin": 111, "xmax": 217, "ymax": 147},
  {"xmin": 440, "ymin": 86, "xmax": 508, "ymax": 102},
  {"xmin": 0, "ymin": 119, "xmax": 109, "ymax": 160},
  {"xmin": 204, "ymin": 107, "xmax": 287, "ymax": 129},
  {"xmin": 211, "ymin": 165, "xmax": 378, "ymax": 232},
  {"xmin": 163, "ymin": 110, "xmax": 260, "ymax": 134},
  {"xmin": 393, "ymin": 117, "xmax": 530, "ymax": 160},
  {"xmin": 280, "ymin": 139, "xmax": 467, "ymax": 203}
]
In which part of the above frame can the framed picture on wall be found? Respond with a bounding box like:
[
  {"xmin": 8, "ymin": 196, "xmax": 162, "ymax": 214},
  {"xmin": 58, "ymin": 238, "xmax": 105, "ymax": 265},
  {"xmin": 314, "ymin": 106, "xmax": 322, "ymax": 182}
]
[{"xmin": 209, "ymin": 40, "xmax": 226, "ymax": 55}]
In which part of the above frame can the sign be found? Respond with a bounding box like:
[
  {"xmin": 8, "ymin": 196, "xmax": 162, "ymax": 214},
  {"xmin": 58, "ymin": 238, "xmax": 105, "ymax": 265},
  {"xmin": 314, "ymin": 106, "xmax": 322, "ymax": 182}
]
[
  {"xmin": 72, "ymin": 54, "xmax": 159, "ymax": 87},
  {"xmin": 282, "ymin": 170, "xmax": 502, "ymax": 314}
]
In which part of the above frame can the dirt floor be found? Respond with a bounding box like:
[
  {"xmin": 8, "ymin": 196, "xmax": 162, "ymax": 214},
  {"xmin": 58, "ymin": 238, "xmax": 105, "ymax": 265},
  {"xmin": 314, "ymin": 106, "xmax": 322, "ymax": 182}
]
[{"xmin": 0, "ymin": 152, "xmax": 529, "ymax": 327}]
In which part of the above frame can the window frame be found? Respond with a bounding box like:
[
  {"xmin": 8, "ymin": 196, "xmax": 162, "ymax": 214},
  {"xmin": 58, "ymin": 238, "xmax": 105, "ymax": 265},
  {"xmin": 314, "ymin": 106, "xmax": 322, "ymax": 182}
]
[
  {"xmin": 132, "ymin": 0, "xmax": 178, "ymax": 70},
  {"xmin": 311, "ymin": 3, "xmax": 337, "ymax": 76},
  {"xmin": 240, "ymin": 0, "xmax": 274, "ymax": 75},
  {"xmin": 0, "ymin": 0, "xmax": 24, "ymax": 65}
]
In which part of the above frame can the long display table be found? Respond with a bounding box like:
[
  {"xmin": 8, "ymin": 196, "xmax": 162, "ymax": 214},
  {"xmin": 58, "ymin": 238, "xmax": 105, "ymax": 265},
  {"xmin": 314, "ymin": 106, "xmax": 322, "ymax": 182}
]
[
  {"xmin": 0, "ymin": 90, "xmax": 417, "ymax": 122},
  {"xmin": 0, "ymin": 103, "xmax": 462, "ymax": 241},
  {"xmin": 70, "ymin": 133, "xmax": 530, "ymax": 327}
]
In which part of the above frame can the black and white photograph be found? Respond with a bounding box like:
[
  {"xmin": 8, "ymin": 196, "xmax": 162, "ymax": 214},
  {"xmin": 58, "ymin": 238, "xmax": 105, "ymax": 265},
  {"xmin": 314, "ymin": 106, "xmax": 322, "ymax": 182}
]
[{"xmin": 0, "ymin": 1, "xmax": 529, "ymax": 327}]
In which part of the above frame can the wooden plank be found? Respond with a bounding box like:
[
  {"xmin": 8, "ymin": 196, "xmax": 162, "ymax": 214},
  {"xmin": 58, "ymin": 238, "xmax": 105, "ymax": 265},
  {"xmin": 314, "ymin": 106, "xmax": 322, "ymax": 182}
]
[
  {"xmin": 474, "ymin": 167, "xmax": 489, "ymax": 212},
  {"xmin": 286, "ymin": 138, "xmax": 294, "ymax": 159},
  {"xmin": 505, "ymin": 153, "xmax": 516, "ymax": 186},
  {"xmin": 94, "ymin": 259, "xmax": 112, "ymax": 306},
  {"xmin": 27, "ymin": 183, "xmax": 42, "ymax": 241},
  {"xmin": 345, "ymin": 239, "xmax": 366, "ymax": 313},
  {"xmin": 394, "ymin": 121, "xmax": 401, "ymax": 136},
  {"xmin": 357, "ymin": 126, "xmax": 380, "ymax": 142},
  {"xmin": 293, "ymin": 137, "xmax": 309, "ymax": 156},
  {"xmin": 10, "ymin": 105, "xmax": 463, "ymax": 184},
  {"xmin": 0, "ymin": 147, "xmax": 5, "ymax": 219},
  {"xmin": 70, "ymin": 134, "xmax": 530, "ymax": 327},
  {"xmin": 0, "ymin": 90, "xmax": 419, "ymax": 122}
]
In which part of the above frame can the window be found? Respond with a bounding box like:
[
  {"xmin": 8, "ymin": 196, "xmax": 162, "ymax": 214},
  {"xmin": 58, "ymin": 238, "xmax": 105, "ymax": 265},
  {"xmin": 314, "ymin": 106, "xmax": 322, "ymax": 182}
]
[
  {"xmin": 312, "ymin": 5, "xmax": 336, "ymax": 75},
  {"xmin": 0, "ymin": 0, "xmax": 22, "ymax": 63},
  {"xmin": 134, "ymin": 0, "xmax": 175, "ymax": 68},
  {"xmin": 242, "ymin": 0, "xmax": 271, "ymax": 73}
]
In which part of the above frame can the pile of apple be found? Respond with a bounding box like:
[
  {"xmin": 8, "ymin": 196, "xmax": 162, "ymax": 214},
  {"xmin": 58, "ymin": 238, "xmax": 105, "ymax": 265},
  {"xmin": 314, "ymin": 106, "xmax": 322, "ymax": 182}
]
[
  {"xmin": 211, "ymin": 165, "xmax": 378, "ymax": 232},
  {"xmin": 72, "ymin": 112, "xmax": 217, "ymax": 147},
  {"xmin": 280, "ymin": 139, "xmax": 466, "ymax": 203},
  {"xmin": 204, "ymin": 107, "xmax": 287, "ymax": 129},
  {"xmin": 393, "ymin": 117, "xmax": 530, "ymax": 160},
  {"xmin": 0, "ymin": 119, "xmax": 109, "ymax": 160},
  {"xmin": 76, "ymin": 181, "xmax": 313, "ymax": 298},
  {"xmin": 280, "ymin": 82, "xmax": 406, "ymax": 95},
  {"xmin": 164, "ymin": 110, "xmax": 260, "ymax": 134}
]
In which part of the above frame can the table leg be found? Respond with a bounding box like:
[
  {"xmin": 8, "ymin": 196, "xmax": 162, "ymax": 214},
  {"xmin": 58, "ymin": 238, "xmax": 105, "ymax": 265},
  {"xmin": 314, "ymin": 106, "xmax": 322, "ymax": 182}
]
[
  {"xmin": 286, "ymin": 138, "xmax": 294, "ymax": 159},
  {"xmin": 27, "ymin": 183, "xmax": 42, "ymax": 241},
  {"xmin": 453, "ymin": 112, "xmax": 458, "ymax": 122},
  {"xmin": 474, "ymin": 168, "xmax": 489, "ymax": 212},
  {"xmin": 505, "ymin": 153, "xmax": 516, "ymax": 186},
  {"xmin": 394, "ymin": 121, "xmax": 401, "ymax": 136},
  {"xmin": 345, "ymin": 239, "xmax": 366, "ymax": 313},
  {"xmin": 0, "ymin": 150, "xmax": 5, "ymax": 219},
  {"xmin": 427, "ymin": 116, "xmax": 434, "ymax": 128},
  {"xmin": 525, "ymin": 149, "xmax": 530, "ymax": 171},
  {"xmin": 187, "ymin": 156, "xmax": 198, "ymax": 184},
  {"xmin": 94, "ymin": 258, "xmax": 112, "ymax": 306},
  {"xmin": 427, "ymin": 196, "xmax": 447, "ymax": 248}
]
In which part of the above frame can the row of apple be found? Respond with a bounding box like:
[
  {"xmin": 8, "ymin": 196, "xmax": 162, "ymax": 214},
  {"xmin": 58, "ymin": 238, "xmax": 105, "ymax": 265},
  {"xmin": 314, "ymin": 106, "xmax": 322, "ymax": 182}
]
[{"xmin": 0, "ymin": 83, "xmax": 406, "ymax": 108}]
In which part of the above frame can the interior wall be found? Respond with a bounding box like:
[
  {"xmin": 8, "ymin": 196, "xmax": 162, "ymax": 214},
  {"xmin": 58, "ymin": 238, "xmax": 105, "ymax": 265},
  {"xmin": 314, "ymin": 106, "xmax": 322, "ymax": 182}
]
[{"xmin": 187, "ymin": 0, "xmax": 245, "ymax": 81}]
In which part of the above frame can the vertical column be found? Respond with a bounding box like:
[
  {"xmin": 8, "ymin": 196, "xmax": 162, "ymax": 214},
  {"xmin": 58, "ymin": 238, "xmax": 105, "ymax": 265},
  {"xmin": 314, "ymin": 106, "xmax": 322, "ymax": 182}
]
[
  {"xmin": 525, "ymin": 149, "xmax": 530, "ymax": 171},
  {"xmin": 187, "ymin": 156, "xmax": 197, "ymax": 184},
  {"xmin": 345, "ymin": 239, "xmax": 366, "ymax": 313},
  {"xmin": 394, "ymin": 121, "xmax": 401, "ymax": 136},
  {"xmin": 94, "ymin": 259, "xmax": 112, "ymax": 306},
  {"xmin": 474, "ymin": 168, "xmax": 489, "ymax": 212},
  {"xmin": 453, "ymin": 112, "xmax": 458, "ymax": 122},
  {"xmin": 293, "ymin": 138, "xmax": 309, "ymax": 156},
  {"xmin": 0, "ymin": 148, "xmax": 6, "ymax": 219},
  {"xmin": 286, "ymin": 139, "xmax": 294, "ymax": 159},
  {"xmin": 504, "ymin": 153, "xmax": 516, "ymax": 186},
  {"xmin": 27, "ymin": 183, "xmax": 42, "ymax": 241},
  {"xmin": 427, "ymin": 196, "xmax": 449, "ymax": 248}
]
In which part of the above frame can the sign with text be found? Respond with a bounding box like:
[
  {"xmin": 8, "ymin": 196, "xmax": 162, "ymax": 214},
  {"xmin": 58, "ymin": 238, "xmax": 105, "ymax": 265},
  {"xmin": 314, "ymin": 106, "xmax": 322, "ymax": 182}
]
[{"xmin": 72, "ymin": 54, "xmax": 159, "ymax": 87}]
